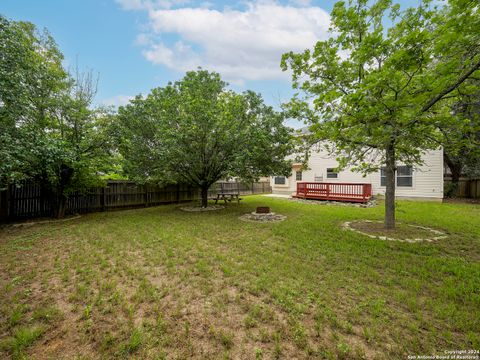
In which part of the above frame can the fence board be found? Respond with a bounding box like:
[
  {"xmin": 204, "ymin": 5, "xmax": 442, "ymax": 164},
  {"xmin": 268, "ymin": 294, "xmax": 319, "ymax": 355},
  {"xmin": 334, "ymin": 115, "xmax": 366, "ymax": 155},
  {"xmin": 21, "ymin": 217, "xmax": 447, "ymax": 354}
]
[
  {"xmin": 0, "ymin": 180, "xmax": 271, "ymax": 222},
  {"xmin": 444, "ymin": 177, "xmax": 480, "ymax": 199}
]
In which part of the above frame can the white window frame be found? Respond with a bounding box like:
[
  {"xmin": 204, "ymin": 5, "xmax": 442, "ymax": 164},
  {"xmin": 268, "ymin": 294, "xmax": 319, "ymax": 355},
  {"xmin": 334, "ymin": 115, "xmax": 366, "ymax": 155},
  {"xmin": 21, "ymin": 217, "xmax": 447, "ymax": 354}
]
[
  {"xmin": 274, "ymin": 176, "xmax": 286, "ymax": 185},
  {"xmin": 396, "ymin": 166, "xmax": 413, "ymax": 187},
  {"xmin": 380, "ymin": 166, "xmax": 413, "ymax": 187},
  {"xmin": 326, "ymin": 168, "xmax": 338, "ymax": 179}
]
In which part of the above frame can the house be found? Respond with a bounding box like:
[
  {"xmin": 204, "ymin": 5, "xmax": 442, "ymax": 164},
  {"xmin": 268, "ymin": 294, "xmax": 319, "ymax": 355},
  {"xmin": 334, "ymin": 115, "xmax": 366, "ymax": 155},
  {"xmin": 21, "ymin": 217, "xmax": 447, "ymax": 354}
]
[{"xmin": 270, "ymin": 145, "xmax": 444, "ymax": 201}]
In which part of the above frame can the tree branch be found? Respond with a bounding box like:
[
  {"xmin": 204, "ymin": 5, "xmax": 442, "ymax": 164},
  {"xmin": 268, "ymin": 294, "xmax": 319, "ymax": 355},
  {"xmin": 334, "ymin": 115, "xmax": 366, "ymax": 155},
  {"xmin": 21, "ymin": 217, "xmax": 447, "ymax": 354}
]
[{"xmin": 421, "ymin": 57, "xmax": 480, "ymax": 113}]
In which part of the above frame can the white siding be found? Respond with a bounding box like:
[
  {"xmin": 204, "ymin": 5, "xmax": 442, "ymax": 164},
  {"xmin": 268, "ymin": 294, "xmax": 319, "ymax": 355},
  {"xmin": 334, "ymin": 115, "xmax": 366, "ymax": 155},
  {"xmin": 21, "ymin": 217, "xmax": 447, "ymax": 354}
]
[
  {"xmin": 369, "ymin": 148, "xmax": 444, "ymax": 199},
  {"xmin": 271, "ymin": 147, "xmax": 444, "ymax": 200}
]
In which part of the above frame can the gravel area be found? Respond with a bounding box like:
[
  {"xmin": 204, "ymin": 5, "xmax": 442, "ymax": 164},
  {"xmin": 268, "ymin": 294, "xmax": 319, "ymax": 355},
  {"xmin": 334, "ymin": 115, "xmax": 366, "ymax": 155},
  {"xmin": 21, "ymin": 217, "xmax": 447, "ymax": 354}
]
[
  {"xmin": 290, "ymin": 197, "xmax": 378, "ymax": 208},
  {"xmin": 239, "ymin": 212, "xmax": 287, "ymax": 223}
]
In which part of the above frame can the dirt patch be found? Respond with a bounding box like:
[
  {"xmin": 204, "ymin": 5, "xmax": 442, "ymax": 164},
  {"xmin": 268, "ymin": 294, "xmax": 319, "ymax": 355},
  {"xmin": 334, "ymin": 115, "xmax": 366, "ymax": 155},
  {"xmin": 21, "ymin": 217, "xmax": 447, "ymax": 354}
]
[
  {"xmin": 7, "ymin": 215, "xmax": 82, "ymax": 228},
  {"xmin": 343, "ymin": 220, "xmax": 447, "ymax": 242},
  {"xmin": 443, "ymin": 198, "xmax": 480, "ymax": 204}
]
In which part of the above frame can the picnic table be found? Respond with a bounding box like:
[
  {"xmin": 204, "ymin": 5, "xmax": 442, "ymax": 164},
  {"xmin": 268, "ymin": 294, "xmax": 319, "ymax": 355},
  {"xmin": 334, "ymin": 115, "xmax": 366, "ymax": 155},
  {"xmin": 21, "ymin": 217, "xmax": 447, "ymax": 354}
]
[{"xmin": 213, "ymin": 182, "xmax": 242, "ymax": 204}]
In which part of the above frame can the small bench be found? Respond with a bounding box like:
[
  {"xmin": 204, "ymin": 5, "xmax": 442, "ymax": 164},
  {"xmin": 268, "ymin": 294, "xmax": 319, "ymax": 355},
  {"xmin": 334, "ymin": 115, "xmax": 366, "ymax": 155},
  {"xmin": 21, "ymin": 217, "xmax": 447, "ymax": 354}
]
[{"xmin": 214, "ymin": 182, "xmax": 242, "ymax": 204}]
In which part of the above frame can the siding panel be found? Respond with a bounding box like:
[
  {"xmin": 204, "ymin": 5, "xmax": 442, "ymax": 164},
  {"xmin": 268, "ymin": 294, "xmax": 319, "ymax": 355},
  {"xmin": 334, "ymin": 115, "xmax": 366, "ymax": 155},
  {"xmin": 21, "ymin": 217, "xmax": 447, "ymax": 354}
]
[{"xmin": 271, "ymin": 147, "xmax": 443, "ymax": 199}]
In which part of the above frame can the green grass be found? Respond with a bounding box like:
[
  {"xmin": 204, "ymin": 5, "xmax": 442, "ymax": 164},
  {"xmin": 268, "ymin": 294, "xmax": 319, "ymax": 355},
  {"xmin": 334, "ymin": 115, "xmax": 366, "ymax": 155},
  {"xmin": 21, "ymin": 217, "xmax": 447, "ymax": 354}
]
[
  {"xmin": 348, "ymin": 221, "xmax": 442, "ymax": 239},
  {"xmin": 0, "ymin": 325, "xmax": 45, "ymax": 358},
  {"xmin": 0, "ymin": 196, "xmax": 479, "ymax": 359}
]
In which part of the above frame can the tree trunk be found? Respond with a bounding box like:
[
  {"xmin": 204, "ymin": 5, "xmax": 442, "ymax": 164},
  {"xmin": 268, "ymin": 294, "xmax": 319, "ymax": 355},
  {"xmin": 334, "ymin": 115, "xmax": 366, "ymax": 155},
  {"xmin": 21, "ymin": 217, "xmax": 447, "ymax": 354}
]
[
  {"xmin": 201, "ymin": 186, "xmax": 209, "ymax": 208},
  {"xmin": 385, "ymin": 143, "xmax": 396, "ymax": 229},
  {"xmin": 444, "ymin": 152, "xmax": 462, "ymax": 197},
  {"xmin": 54, "ymin": 164, "xmax": 74, "ymax": 219},
  {"xmin": 55, "ymin": 194, "xmax": 67, "ymax": 219},
  {"xmin": 449, "ymin": 168, "xmax": 461, "ymax": 198},
  {"xmin": 39, "ymin": 178, "xmax": 51, "ymax": 217}
]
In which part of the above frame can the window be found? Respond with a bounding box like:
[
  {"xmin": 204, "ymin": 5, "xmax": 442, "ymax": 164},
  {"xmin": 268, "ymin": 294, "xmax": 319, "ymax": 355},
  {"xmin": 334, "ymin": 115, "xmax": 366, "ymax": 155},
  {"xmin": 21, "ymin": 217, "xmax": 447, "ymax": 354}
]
[
  {"xmin": 397, "ymin": 166, "xmax": 413, "ymax": 187},
  {"xmin": 380, "ymin": 166, "xmax": 413, "ymax": 187},
  {"xmin": 295, "ymin": 171, "xmax": 302, "ymax": 181},
  {"xmin": 326, "ymin": 168, "xmax": 338, "ymax": 179},
  {"xmin": 274, "ymin": 176, "xmax": 286, "ymax": 185},
  {"xmin": 314, "ymin": 175, "xmax": 323, "ymax": 182}
]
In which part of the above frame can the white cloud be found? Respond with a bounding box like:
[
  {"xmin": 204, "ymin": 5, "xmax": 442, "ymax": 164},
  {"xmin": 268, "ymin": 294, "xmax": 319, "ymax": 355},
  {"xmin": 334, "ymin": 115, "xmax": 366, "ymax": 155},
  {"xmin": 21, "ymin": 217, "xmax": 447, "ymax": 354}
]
[
  {"xmin": 143, "ymin": 41, "xmax": 201, "ymax": 70},
  {"xmin": 116, "ymin": 0, "xmax": 146, "ymax": 10},
  {"xmin": 101, "ymin": 94, "xmax": 135, "ymax": 107},
  {"xmin": 135, "ymin": 33, "xmax": 153, "ymax": 46},
  {"xmin": 116, "ymin": 0, "xmax": 190, "ymax": 10},
  {"xmin": 120, "ymin": 1, "xmax": 330, "ymax": 84},
  {"xmin": 289, "ymin": 0, "xmax": 312, "ymax": 6}
]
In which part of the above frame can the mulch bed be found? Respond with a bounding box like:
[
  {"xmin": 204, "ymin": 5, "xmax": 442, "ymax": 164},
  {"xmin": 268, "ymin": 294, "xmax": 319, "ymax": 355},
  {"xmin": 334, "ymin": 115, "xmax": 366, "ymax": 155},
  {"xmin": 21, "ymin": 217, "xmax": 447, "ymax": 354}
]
[
  {"xmin": 2, "ymin": 215, "xmax": 82, "ymax": 228},
  {"xmin": 343, "ymin": 220, "xmax": 448, "ymax": 243},
  {"xmin": 289, "ymin": 198, "xmax": 377, "ymax": 208},
  {"xmin": 443, "ymin": 198, "xmax": 480, "ymax": 204}
]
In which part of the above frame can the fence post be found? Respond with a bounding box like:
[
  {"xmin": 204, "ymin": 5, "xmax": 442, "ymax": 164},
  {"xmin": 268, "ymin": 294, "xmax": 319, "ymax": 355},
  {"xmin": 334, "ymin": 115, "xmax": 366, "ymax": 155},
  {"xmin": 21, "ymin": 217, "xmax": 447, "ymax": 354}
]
[
  {"xmin": 143, "ymin": 185, "xmax": 148, "ymax": 207},
  {"xmin": 9, "ymin": 184, "xmax": 14, "ymax": 219},
  {"xmin": 100, "ymin": 187, "xmax": 106, "ymax": 211},
  {"xmin": 0, "ymin": 188, "xmax": 8, "ymax": 221},
  {"xmin": 176, "ymin": 183, "xmax": 180, "ymax": 203}
]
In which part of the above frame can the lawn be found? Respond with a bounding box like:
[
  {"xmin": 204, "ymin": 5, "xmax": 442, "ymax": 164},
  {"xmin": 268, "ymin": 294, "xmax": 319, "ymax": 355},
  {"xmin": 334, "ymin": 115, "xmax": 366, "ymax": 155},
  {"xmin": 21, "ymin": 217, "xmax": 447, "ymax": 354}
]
[{"xmin": 0, "ymin": 196, "xmax": 479, "ymax": 359}]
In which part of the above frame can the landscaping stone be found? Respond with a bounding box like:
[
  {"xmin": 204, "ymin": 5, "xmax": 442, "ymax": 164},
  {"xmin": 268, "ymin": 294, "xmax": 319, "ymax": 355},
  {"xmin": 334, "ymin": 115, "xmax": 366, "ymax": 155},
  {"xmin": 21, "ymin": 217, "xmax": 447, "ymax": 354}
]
[
  {"xmin": 342, "ymin": 220, "xmax": 448, "ymax": 242},
  {"xmin": 289, "ymin": 197, "xmax": 377, "ymax": 208},
  {"xmin": 239, "ymin": 211, "xmax": 287, "ymax": 223},
  {"xmin": 180, "ymin": 205, "xmax": 225, "ymax": 212}
]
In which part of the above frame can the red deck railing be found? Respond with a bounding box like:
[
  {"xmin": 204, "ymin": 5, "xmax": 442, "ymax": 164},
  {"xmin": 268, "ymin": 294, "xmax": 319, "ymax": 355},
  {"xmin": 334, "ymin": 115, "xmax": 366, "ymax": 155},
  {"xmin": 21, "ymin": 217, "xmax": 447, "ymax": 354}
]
[{"xmin": 295, "ymin": 182, "xmax": 372, "ymax": 203}]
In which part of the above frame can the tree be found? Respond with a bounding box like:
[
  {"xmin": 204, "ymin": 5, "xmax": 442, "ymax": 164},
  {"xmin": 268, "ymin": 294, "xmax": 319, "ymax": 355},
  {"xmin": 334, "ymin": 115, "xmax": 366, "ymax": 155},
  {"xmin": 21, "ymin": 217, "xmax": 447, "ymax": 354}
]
[
  {"xmin": 0, "ymin": 15, "xmax": 69, "ymax": 187},
  {"xmin": 42, "ymin": 70, "xmax": 114, "ymax": 218},
  {"xmin": 0, "ymin": 16, "xmax": 113, "ymax": 217},
  {"xmin": 281, "ymin": 0, "xmax": 480, "ymax": 228},
  {"xmin": 439, "ymin": 80, "xmax": 480, "ymax": 196},
  {"xmin": 117, "ymin": 70, "xmax": 292, "ymax": 207}
]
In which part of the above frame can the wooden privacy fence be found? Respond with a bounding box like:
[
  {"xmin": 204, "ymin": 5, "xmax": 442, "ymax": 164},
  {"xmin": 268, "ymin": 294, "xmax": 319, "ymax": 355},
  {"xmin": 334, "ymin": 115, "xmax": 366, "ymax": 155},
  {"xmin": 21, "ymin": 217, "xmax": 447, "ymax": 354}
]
[
  {"xmin": 0, "ymin": 180, "xmax": 271, "ymax": 222},
  {"xmin": 444, "ymin": 177, "xmax": 480, "ymax": 199},
  {"xmin": 207, "ymin": 181, "xmax": 271, "ymax": 198}
]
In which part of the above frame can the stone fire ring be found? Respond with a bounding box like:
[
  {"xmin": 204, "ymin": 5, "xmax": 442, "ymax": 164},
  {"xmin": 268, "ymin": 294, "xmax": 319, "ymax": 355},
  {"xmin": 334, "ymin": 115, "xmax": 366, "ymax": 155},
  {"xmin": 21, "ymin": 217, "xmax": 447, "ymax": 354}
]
[
  {"xmin": 342, "ymin": 220, "xmax": 447, "ymax": 243},
  {"xmin": 239, "ymin": 211, "xmax": 287, "ymax": 223},
  {"xmin": 180, "ymin": 205, "xmax": 225, "ymax": 212}
]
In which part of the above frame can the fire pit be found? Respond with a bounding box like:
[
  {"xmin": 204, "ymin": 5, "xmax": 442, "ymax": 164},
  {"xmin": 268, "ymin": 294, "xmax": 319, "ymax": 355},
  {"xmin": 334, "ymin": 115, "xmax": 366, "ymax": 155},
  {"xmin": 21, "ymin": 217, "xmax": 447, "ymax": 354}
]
[{"xmin": 239, "ymin": 206, "xmax": 286, "ymax": 223}]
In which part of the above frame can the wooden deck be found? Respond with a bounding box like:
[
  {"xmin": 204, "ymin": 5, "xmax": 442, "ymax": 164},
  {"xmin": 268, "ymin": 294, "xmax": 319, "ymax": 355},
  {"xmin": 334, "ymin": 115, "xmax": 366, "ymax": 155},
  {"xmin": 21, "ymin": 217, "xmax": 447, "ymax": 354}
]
[{"xmin": 295, "ymin": 182, "xmax": 372, "ymax": 203}]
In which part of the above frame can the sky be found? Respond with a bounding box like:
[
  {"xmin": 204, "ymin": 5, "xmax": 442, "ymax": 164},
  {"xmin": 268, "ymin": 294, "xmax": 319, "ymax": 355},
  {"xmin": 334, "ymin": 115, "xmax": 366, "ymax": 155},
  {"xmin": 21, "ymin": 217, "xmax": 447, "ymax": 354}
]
[{"xmin": 1, "ymin": 0, "xmax": 419, "ymax": 127}]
